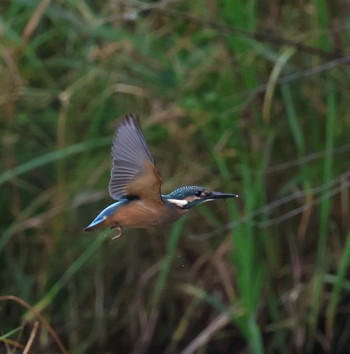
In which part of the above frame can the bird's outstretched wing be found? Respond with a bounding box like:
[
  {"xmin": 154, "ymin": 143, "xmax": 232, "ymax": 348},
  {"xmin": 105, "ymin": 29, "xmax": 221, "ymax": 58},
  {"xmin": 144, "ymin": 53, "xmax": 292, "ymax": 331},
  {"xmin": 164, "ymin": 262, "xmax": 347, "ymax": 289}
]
[{"xmin": 108, "ymin": 114, "xmax": 163, "ymax": 202}]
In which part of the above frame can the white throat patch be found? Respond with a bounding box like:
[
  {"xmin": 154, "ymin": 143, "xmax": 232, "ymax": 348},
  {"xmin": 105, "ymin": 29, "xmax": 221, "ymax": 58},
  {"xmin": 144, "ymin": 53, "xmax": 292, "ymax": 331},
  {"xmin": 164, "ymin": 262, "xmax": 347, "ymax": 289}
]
[{"xmin": 167, "ymin": 199, "xmax": 188, "ymax": 208}]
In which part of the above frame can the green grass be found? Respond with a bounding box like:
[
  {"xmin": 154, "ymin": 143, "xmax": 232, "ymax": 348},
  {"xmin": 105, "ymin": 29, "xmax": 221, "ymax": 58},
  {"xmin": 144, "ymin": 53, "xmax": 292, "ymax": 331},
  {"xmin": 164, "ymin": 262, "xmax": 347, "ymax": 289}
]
[
  {"xmin": 1, "ymin": 1, "xmax": 350, "ymax": 353},
  {"xmin": 308, "ymin": 81, "xmax": 336, "ymax": 349}
]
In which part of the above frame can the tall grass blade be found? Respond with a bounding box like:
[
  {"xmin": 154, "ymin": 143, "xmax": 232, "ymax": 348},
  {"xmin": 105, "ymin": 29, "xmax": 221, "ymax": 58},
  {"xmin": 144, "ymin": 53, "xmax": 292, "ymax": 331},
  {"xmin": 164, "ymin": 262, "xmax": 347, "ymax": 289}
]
[
  {"xmin": 0, "ymin": 138, "xmax": 111, "ymax": 186},
  {"xmin": 326, "ymin": 230, "xmax": 350, "ymax": 334},
  {"xmin": 309, "ymin": 81, "xmax": 336, "ymax": 346},
  {"xmin": 28, "ymin": 235, "xmax": 106, "ymax": 316},
  {"xmin": 152, "ymin": 218, "xmax": 185, "ymax": 305}
]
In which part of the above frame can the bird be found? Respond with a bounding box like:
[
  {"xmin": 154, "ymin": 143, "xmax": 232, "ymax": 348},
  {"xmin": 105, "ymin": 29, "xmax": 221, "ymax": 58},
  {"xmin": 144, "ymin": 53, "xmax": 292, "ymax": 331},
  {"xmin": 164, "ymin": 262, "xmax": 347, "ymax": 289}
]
[{"xmin": 84, "ymin": 114, "xmax": 238, "ymax": 238}]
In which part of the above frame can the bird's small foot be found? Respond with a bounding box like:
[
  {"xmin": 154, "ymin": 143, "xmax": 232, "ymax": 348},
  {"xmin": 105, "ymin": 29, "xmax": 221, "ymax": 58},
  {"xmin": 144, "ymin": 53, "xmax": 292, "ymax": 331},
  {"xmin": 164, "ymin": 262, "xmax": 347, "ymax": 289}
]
[{"xmin": 111, "ymin": 225, "xmax": 123, "ymax": 239}]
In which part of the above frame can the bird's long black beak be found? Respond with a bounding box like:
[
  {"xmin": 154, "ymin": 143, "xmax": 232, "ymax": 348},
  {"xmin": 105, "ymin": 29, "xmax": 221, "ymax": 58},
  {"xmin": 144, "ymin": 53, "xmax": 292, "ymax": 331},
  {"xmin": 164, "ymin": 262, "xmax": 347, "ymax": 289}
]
[{"xmin": 209, "ymin": 191, "xmax": 239, "ymax": 199}]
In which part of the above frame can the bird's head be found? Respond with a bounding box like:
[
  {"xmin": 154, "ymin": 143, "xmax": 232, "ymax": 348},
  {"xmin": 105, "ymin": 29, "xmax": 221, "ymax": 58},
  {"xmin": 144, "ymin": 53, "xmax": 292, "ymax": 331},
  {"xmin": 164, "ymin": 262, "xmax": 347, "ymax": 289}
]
[{"xmin": 163, "ymin": 186, "xmax": 238, "ymax": 210}]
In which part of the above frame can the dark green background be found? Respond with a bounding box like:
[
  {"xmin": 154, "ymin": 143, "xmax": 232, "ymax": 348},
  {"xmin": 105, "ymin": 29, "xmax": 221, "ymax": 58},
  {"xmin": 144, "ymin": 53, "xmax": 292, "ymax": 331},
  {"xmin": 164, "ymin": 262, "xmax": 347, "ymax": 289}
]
[{"xmin": 1, "ymin": 1, "xmax": 350, "ymax": 353}]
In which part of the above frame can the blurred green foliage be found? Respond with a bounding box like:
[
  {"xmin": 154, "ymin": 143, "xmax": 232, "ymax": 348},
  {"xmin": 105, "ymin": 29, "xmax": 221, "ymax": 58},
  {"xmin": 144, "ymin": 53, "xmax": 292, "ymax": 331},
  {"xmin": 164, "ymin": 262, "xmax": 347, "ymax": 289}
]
[{"xmin": 1, "ymin": 1, "xmax": 350, "ymax": 353}]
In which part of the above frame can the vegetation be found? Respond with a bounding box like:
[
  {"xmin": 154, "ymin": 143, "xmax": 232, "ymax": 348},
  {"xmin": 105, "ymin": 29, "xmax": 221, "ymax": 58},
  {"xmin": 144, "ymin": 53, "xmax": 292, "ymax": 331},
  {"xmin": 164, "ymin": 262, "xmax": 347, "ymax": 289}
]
[{"xmin": 1, "ymin": 1, "xmax": 350, "ymax": 353}]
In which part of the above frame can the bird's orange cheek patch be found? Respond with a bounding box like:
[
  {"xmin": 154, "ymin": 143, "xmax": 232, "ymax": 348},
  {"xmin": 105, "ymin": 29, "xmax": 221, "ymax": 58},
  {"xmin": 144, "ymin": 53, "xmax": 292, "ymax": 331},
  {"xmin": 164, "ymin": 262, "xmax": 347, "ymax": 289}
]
[{"xmin": 185, "ymin": 196, "xmax": 200, "ymax": 203}]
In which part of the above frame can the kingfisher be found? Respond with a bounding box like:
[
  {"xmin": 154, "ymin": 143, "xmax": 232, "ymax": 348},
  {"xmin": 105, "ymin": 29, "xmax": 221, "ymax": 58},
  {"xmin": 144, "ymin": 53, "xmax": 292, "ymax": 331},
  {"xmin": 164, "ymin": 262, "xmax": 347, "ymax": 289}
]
[{"xmin": 84, "ymin": 114, "xmax": 238, "ymax": 237}]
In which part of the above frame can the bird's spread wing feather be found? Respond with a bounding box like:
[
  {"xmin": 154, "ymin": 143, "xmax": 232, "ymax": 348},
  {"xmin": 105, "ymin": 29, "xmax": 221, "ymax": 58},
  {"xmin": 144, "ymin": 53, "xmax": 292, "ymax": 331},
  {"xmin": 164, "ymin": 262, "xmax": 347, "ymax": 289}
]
[{"xmin": 109, "ymin": 114, "xmax": 163, "ymax": 201}]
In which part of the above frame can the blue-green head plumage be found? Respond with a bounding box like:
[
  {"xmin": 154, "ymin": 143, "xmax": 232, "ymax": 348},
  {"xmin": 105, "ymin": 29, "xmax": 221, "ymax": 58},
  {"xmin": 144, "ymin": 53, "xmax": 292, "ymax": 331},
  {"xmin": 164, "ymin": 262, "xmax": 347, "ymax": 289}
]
[{"xmin": 162, "ymin": 186, "xmax": 238, "ymax": 209}]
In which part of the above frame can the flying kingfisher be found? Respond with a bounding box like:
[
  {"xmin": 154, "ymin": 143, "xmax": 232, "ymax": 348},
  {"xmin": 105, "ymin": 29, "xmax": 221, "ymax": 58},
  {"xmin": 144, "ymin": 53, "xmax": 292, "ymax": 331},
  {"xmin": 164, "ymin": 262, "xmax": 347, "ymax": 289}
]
[{"xmin": 84, "ymin": 114, "xmax": 238, "ymax": 237}]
